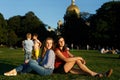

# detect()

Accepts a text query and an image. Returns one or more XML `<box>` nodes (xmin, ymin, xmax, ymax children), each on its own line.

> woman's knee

<box><xmin>64</xmin><ymin>66</ymin><xmax>69</xmax><ymax>73</ymax></box>
<box><xmin>76</xmin><ymin>60</ymin><xmax>82</xmax><ymax>64</ymax></box>
<box><xmin>29</xmin><ymin>60</ymin><xmax>38</xmax><ymax>66</ymax></box>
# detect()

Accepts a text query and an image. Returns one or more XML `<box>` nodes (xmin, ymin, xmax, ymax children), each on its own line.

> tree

<box><xmin>88</xmin><ymin>1</ymin><xmax>120</xmax><ymax>48</ymax></box>
<box><xmin>21</xmin><ymin>11</ymin><xmax>47</xmax><ymax>41</ymax></box>
<box><xmin>7</xmin><ymin>11</ymin><xmax>48</xmax><ymax>46</ymax></box>
<box><xmin>0</xmin><ymin>13</ymin><xmax>7</xmax><ymax>45</ymax></box>
<box><xmin>7</xmin><ymin>29</ymin><xmax>18</xmax><ymax>47</ymax></box>
<box><xmin>7</xmin><ymin>15</ymin><xmax>21</xmax><ymax>37</ymax></box>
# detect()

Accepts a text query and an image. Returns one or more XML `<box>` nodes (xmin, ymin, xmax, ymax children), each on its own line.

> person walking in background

<box><xmin>22</xmin><ymin>33</ymin><xmax>34</xmax><ymax>64</ymax></box>
<box><xmin>54</xmin><ymin>36</ymin><xmax>113</xmax><ymax>78</ymax></box>
<box><xmin>32</xmin><ymin>33</ymin><xmax>42</xmax><ymax>60</ymax></box>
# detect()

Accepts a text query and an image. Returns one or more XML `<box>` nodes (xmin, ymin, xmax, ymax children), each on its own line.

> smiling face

<box><xmin>45</xmin><ymin>39</ymin><xmax>53</xmax><ymax>49</ymax></box>
<box><xmin>58</xmin><ymin>37</ymin><xmax>65</xmax><ymax>48</ymax></box>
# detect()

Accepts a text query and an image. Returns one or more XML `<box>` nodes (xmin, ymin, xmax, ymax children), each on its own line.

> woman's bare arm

<box><xmin>55</xmin><ymin>49</ymin><xmax>81</xmax><ymax>62</ymax></box>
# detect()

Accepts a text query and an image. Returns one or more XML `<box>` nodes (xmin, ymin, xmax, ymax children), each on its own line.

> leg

<box><xmin>76</xmin><ymin>60</ymin><xmax>98</xmax><ymax>76</ymax></box>
<box><xmin>75</xmin><ymin>60</ymin><xmax>113</xmax><ymax>77</ymax></box>
<box><xmin>4</xmin><ymin>69</ymin><xmax>17</xmax><ymax>76</ymax></box>
<box><xmin>4</xmin><ymin>64</ymin><xmax>32</xmax><ymax>76</ymax></box>
<box><xmin>34</xmin><ymin>50</ymin><xmax>39</xmax><ymax>60</ymax></box>
<box><xmin>29</xmin><ymin>60</ymin><xmax>52</xmax><ymax>75</ymax></box>
<box><xmin>63</xmin><ymin>60</ymin><xmax>96</xmax><ymax>75</ymax></box>
<box><xmin>4</xmin><ymin>64</ymin><xmax>24</xmax><ymax>76</ymax></box>
<box><xmin>21</xmin><ymin>64</ymin><xmax>32</xmax><ymax>73</ymax></box>
<box><xmin>24</xmin><ymin>53</ymin><xmax>29</xmax><ymax>63</ymax></box>
<box><xmin>64</xmin><ymin>61</ymin><xmax>76</xmax><ymax>73</ymax></box>
<box><xmin>69</xmin><ymin>68</ymin><xmax>87</xmax><ymax>75</ymax></box>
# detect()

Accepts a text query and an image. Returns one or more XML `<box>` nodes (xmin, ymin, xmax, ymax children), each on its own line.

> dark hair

<box><xmin>33</xmin><ymin>33</ymin><xmax>38</xmax><ymax>37</ymax></box>
<box><xmin>55</xmin><ymin>36</ymin><xmax>67</xmax><ymax>51</ymax></box>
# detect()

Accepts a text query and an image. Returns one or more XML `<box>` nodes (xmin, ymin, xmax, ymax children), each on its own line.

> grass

<box><xmin>0</xmin><ymin>47</ymin><xmax>120</xmax><ymax>80</ymax></box>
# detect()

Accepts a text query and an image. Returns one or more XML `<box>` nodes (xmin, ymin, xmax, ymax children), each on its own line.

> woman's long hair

<box><xmin>55</xmin><ymin>36</ymin><xmax>67</xmax><ymax>52</ymax></box>
<box><xmin>40</xmin><ymin>37</ymin><xmax>54</xmax><ymax>58</ymax></box>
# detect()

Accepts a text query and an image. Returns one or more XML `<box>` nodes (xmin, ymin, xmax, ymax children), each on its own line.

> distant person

<box><xmin>100</xmin><ymin>48</ymin><xmax>109</xmax><ymax>54</ymax></box>
<box><xmin>116</xmin><ymin>49</ymin><xmax>120</xmax><ymax>54</ymax></box>
<box><xmin>4</xmin><ymin>37</ymin><xmax>55</xmax><ymax>76</ymax></box>
<box><xmin>54</xmin><ymin>36</ymin><xmax>113</xmax><ymax>78</ymax></box>
<box><xmin>22</xmin><ymin>33</ymin><xmax>34</xmax><ymax>64</ymax></box>
<box><xmin>32</xmin><ymin>33</ymin><xmax>42</xmax><ymax>60</ymax></box>
<box><xmin>71</xmin><ymin>43</ymin><xmax>74</xmax><ymax>50</ymax></box>
<box><xmin>87</xmin><ymin>44</ymin><xmax>90</xmax><ymax>50</ymax></box>
<box><xmin>110</xmin><ymin>47</ymin><xmax>118</xmax><ymax>54</ymax></box>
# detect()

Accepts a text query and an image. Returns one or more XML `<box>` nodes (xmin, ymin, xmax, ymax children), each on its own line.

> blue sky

<box><xmin>0</xmin><ymin>0</ymin><xmax>110</xmax><ymax>28</ymax></box>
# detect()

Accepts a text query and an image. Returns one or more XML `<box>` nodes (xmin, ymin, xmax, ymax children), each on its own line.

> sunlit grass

<box><xmin>0</xmin><ymin>48</ymin><xmax>120</xmax><ymax>80</ymax></box>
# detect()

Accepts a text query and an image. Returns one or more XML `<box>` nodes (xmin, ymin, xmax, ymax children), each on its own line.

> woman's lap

<box><xmin>53</xmin><ymin>64</ymin><xmax>65</xmax><ymax>74</ymax></box>
<box><xmin>29</xmin><ymin>59</ymin><xmax>53</xmax><ymax>75</ymax></box>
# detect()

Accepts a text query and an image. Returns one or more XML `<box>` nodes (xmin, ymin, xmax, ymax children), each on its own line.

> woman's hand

<box><xmin>80</xmin><ymin>58</ymin><xmax>86</xmax><ymax>64</ymax></box>
<box><xmin>75</xmin><ymin>57</ymin><xmax>86</xmax><ymax>64</ymax></box>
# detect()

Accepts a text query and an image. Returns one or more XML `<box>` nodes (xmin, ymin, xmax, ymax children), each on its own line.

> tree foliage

<box><xmin>0</xmin><ymin>13</ymin><xmax>7</xmax><ymax>44</ymax></box>
<box><xmin>1</xmin><ymin>11</ymin><xmax>48</xmax><ymax>47</ymax></box>
<box><xmin>0</xmin><ymin>1</ymin><xmax>120</xmax><ymax>49</ymax></box>
<box><xmin>88</xmin><ymin>1</ymin><xmax>120</xmax><ymax>48</ymax></box>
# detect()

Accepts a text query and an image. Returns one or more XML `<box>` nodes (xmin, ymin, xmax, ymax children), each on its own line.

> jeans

<box><xmin>29</xmin><ymin>60</ymin><xmax>53</xmax><ymax>75</ymax></box>
<box><xmin>15</xmin><ymin>64</ymin><xmax>32</xmax><ymax>73</ymax></box>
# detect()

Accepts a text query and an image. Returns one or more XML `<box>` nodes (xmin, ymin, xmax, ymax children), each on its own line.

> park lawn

<box><xmin>0</xmin><ymin>48</ymin><xmax>120</xmax><ymax>80</ymax></box>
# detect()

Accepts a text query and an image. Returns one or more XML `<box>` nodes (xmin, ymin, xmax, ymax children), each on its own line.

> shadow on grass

<box><xmin>0</xmin><ymin>60</ymin><xmax>40</xmax><ymax>76</ymax></box>
<box><xmin>0</xmin><ymin>61</ymin><xmax>17</xmax><ymax>75</ymax></box>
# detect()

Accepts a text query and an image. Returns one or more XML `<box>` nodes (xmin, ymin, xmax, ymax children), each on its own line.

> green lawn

<box><xmin>0</xmin><ymin>48</ymin><xmax>120</xmax><ymax>80</ymax></box>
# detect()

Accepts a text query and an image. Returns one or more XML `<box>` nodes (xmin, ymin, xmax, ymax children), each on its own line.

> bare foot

<box><xmin>4</xmin><ymin>69</ymin><xmax>17</xmax><ymax>76</ymax></box>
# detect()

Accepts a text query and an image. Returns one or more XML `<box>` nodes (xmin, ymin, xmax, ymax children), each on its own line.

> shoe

<box><xmin>95</xmin><ymin>73</ymin><xmax>103</xmax><ymax>78</ymax></box>
<box><xmin>95</xmin><ymin>69</ymin><xmax>113</xmax><ymax>78</ymax></box>
<box><xmin>105</xmin><ymin>69</ymin><xmax>113</xmax><ymax>77</ymax></box>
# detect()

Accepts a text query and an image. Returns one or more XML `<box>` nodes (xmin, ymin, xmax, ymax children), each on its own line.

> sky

<box><xmin>0</xmin><ymin>0</ymin><xmax>110</xmax><ymax>28</ymax></box>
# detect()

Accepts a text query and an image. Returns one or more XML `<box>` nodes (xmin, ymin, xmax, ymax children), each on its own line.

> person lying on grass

<box><xmin>4</xmin><ymin>37</ymin><xmax>55</xmax><ymax>76</ymax></box>
<box><xmin>53</xmin><ymin>36</ymin><xmax>113</xmax><ymax>78</ymax></box>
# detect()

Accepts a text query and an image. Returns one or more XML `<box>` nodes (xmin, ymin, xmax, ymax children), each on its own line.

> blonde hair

<box><xmin>41</xmin><ymin>37</ymin><xmax>54</xmax><ymax>58</ymax></box>
<box><xmin>26</xmin><ymin>33</ymin><xmax>32</xmax><ymax>39</ymax></box>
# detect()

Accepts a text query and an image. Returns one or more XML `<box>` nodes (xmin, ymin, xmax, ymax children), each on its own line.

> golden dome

<box><xmin>66</xmin><ymin>0</ymin><xmax>80</xmax><ymax>15</ymax></box>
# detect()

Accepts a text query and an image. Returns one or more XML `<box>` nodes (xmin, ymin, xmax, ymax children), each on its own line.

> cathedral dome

<box><xmin>66</xmin><ymin>0</ymin><xmax>80</xmax><ymax>15</ymax></box>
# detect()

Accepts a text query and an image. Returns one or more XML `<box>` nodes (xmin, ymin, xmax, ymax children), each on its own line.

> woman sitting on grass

<box><xmin>4</xmin><ymin>37</ymin><xmax>55</xmax><ymax>76</ymax></box>
<box><xmin>54</xmin><ymin>36</ymin><xmax>113</xmax><ymax>78</ymax></box>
